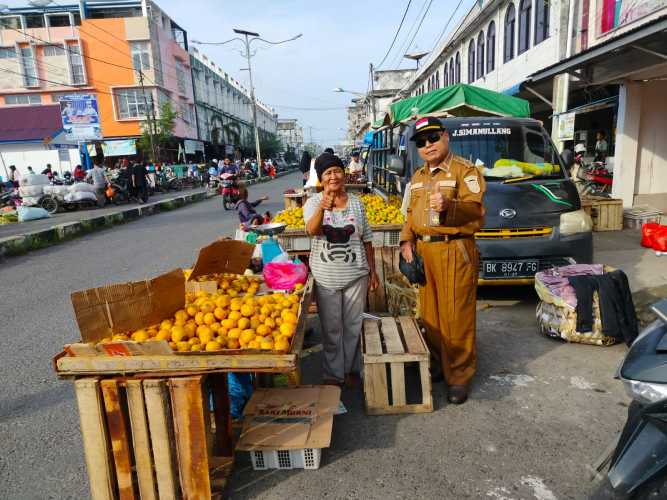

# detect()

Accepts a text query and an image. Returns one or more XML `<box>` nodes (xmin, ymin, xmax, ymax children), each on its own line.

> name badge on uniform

<box><xmin>438</xmin><ymin>180</ymin><xmax>456</xmax><ymax>188</ymax></box>
<box><xmin>464</xmin><ymin>175</ymin><xmax>481</xmax><ymax>194</ymax></box>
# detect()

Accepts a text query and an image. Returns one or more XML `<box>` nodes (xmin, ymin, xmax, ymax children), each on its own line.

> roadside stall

<box><xmin>53</xmin><ymin>240</ymin><xmax>316</xmax><ymax>498</ymax></box>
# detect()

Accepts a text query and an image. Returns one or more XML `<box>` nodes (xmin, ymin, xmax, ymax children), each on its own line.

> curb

<box><xmin>0</xmin><ymin>168</ymin><xmax>299</xmax><ymax>259</ymax></box>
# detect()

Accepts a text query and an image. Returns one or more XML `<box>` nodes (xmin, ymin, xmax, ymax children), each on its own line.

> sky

<box><xmin>5</xmin><ymin>0</ymin><xmax>477</xmax><ymax>146</ymax></box>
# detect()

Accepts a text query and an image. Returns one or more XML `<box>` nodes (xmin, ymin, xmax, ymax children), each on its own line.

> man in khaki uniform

<box><xmin>399</xmin><ymin>116</ymin><xmax>486</xmax><ymax>404</ymax></box>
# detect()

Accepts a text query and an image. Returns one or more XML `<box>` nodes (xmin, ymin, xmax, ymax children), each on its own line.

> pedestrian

<box><xmin>73</xmin><ymin>164</ymin><xmax>85</xmax><ymax>182</ymax></box>
<box><xmin>299</xmin><ymin>151</ymin><xmax>312</xmax><ymax>186</ymax></box>
<box><xmin>399</xmin><ymin>117</ymin><xmax>486</xmax><ymax>404</ymax></box>
<box><xmin>348</xmin><ymin>151</ymin><xmax>363</xmax><ymax>175</ymax></box>
<box><xmin>131</xmin><ymin>162</ymin><xmax>148</xmax><ymax>203</ymax></box>
<box><xmin>8</xmin><ymin>165</ymin><xmax>19</xmax><ymax>188</ymax></box>
<box><xmin>236</xmin><ymin>185</ymin><xmax>268</xmax><ymax>226</ymax></box>
<box><xmin>86</xmin><ymin>161</ymin><xmax>109</xmax><ymax>207</ymax></box>
<box><xmin>594</xmin><ymin>130</ymin><xmax>608</xmax><ymax>163</ymax></box>
<box><xmin>303</xmin><ymin>152</ymin><xmax>379</xmax><ymax>387</ymax></box>
<box><xmin>41</xmin><ymin>163</ymin><xmax>53</xmax><ymax>179</ymax></box>
<box><xmin>27</xmin><ymin>166</ymin><xmax>34</xmax><ymax>175</ymax></box>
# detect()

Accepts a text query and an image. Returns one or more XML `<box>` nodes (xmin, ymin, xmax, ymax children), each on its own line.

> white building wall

<box><xmin>1</xmin><ymin>143</ymin><xmax>80</xmax><ymax>178</ymax></box>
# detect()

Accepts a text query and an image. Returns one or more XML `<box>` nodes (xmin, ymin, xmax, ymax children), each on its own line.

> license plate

<box><xmin>482</xmin><ymin>260</ymin><xmax>539</xmax><ymax>279</ymax></box>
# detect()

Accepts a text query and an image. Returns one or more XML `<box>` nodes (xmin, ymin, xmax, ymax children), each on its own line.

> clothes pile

<box><xmin>535</xmin><ymin>264</ymin><xmax>638</xmax><ymax>346</ymax></box>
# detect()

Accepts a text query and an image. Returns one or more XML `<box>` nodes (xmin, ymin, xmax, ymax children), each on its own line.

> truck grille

<box><xmin>475</xmin><ymin>227</ymin><xmax>553</xmax><ymax>239</ymax></box>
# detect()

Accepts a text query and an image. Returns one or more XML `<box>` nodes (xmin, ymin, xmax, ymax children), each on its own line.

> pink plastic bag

<box><xmin>263</xmin><ymin>261</ymin><xmax>308</xmax><ymax>290</ymax></box>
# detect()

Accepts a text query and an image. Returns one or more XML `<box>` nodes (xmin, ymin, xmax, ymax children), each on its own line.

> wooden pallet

<box><xmin>362</xmin><ymin>316</ymin><xmax>432</xmax><ymax>415</ymax></box>
<box><xmin>74</xmin><ymin>374</ymin><xmax>234</xmax><ymax>500</ymax></box>
<box><xmin>581</xmin><ymin>197</ymin><xmax>623</xmax><ymax>231</ymax></box>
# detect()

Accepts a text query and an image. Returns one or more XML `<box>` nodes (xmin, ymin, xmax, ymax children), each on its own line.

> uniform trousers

<box><xmin>417</xmin><ymin>238</ymin><xmax>479</xmax><ymax>386</ymax></box>
<box><xmin>315</xmin><ymin>275</ymin><xmax>368</xmax><ymax>383</ymax></box>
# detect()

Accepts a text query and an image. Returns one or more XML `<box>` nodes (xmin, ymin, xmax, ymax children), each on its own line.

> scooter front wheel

<box><xmin>223</xmin><ymin>197</ymin><xmax>234</xmax><ymax>210</ymax></box>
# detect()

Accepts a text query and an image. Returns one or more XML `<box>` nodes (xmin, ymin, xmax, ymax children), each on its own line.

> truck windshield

<box><xmin>447</xmin><ymin>123</ymin><xmax>564</xmax><ymax>182</ymax></box>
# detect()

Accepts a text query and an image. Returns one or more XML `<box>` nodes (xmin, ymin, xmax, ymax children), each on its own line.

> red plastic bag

<box><xmin>641</xmin><ymin>222</ymin><xmax>661</xmax><ymax>248</ymax></box>
<box><xmin>263</xmin><ymin>261</ymin><xmax>308</xmax><ymax>290</ymax></box>
<box><xmin>653</xmin><ymin>226</ymin><xmax>667</xmax><ymax>252</ymax></box>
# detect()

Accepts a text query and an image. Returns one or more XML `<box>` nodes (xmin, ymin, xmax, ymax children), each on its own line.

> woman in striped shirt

<box><xmin>304</xmin><ymin>153</ymin><xmax>379</xmax><ymax>387</ymax></box>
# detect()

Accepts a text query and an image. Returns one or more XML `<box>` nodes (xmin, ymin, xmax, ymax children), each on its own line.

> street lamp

<box><xmin>333</xmin><ymin>87</ymin><xmax>376</xmax><ymax>123</ymax></box>
<box><xmin>192</xmin><ymin>31</ymin><xmax>302</xmax><ymax>178</ymax></box>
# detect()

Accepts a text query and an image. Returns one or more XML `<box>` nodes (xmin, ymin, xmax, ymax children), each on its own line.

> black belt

<box><xmin>416</xmin><ymin>234</ymin><xmax>470</xmax><ymax>242</ymax></box>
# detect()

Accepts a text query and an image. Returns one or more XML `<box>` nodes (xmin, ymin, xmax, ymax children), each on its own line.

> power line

<box><xmin>430</xmin><ymin>0</ymin><xmax>465</xmax><ymax>53</ymax></box>
<box><xmin>388</xmin><ymin>0</ymin><xmax>430</xmax><ymax>69</ymax></box>
<box><xmin>0</xmin><ymin>66</ymin><xmax>115</xmax><ymax>96</ymax></box>
<box><xmin>401</xmin><ymin>0</ymin><xmax>435</xmax><ymax>63</ymax></box>
<box><xmin>375</xmin><ymin>0</ymin><xmax>413</xmax><ymax>70</ymax></box>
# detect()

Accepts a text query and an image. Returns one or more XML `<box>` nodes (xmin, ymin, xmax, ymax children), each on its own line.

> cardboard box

<box><xmin>236</xmin><ymin>385</ymin><xmax>340</xmax><ymax>451</ymax></box>
<box><xmin>70</xmin><ymin>268</ymin><xmax>185</xmax><ymax>343</ymax></box>
<box><xmin>185</xmin><ymin>239</ymin><xmax>255</xmax><ymax>293</ymax></box>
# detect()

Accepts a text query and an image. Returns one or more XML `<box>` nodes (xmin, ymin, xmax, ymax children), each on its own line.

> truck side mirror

<box><xmin>388</xmin><ymin>155</ymin><xmax>405</xmax><ymax>176</ymax></box>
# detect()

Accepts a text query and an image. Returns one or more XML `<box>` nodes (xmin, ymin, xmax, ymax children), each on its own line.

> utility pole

<box><xmin>235</xmin><ymin>29</ymin><xmax>263</xmax><ymax>179</ymax></box>
<box><xmin>138</xmin><ymin>70</ymin><xmax>157</xmax><ymax>162</ymax></box>
<box><xmin>369</xmin><ymin>63</ymin><xmax>377</xmax><ymax>123</ymax></box>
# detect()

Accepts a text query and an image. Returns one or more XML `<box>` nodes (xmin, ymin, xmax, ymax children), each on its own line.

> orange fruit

<box><xmin>210</xmin><ymin>322</ymin><xmax>220</xmax><ymax>333</ymax></box>
<box><xmin>205</xmin><ymin>341</ymin><xmax>222</xmax><ymax>352</ymax></box>
<box><xmin>160</xmin><ymin>319</ymin><xmax>173</xmax><ymax>330</ymax></box>
<box><xmin>190</xmin><ymin>343</ymin><xmax>202</xmax><ymax>352</ymax></box>
<box><xmin>221</xmin><ymin>318</ymin><xmax>236</xmax><ymax>329</ymax></box>
<box><xmin>227</xmin><ymin>338</ymin><xmax>240</xmax><ymax>349</ymax></box>
<box><xmin>275</xmin><ymin>337</ymin><xmax>290</xmax><ymax>353</ymax></box>
<box><xmin>214</xmin><ymin>307</ymin><xmax>226</xmax><ymax>320</ymax></box>
<box><xmin>203</xmin><ymin>312</ymin><xmax>216</xmax><ymax>326</ymax></box>
<box><xmin>260</xmin><ymin>338</ymin><xmax>274</xmax><ymax>350</ymax></box>
<box><xmin>156</xmin><ymin>329</ymin><xmax>171</xmax><ymax>341</ymax></box>
<box><xmin>256</xmin><ymin>324</ymin><xmax>270</xmax><ymax>337</ymax></box>
<box><xmin>240</xmin><ymin>329</ymin><xmax>256</xmax><ymax>344</ymax></box>
<box><xmin>194</xmin><ymin>312</ymin><xmax>205</xmax><ymax>325</ymax></box>
<box><xmin>176</xmin><ymin>341</ymin><xmax>190</xmax><ymax>352</ymax></box>
<box><xmin>171</xmin><ymin>327</ymin><xmax>187</xmax><ymax>343</ymax></box>
<box><xmin>200</xmin><ymin>301</ymin><xmax>215</xmax><ymax>314</ymax></box>
<box><xmin>228</xmin><ymin>328</ymin><xmax>241</xmax><ymax>340</ymax></box>
<box><xmin>228</xmin><ymin>311</ymin><xmax>242</xmax><ymax>322</ymax></box>
<box><xmin>250</xmin><ymin>317</ymin><xmax>261</xmax><ymax>330</ymax></box>
<box><xmin>215</xmin><ymin>295</ymin><xmax>231</xmax><ymax>308</ymax></box>
<box><xmin>248</xmin><ymin>340</ymin><xmax>261</xmax><ymax>349</ymax></box>
<box><xmin>279</xmin><ymin>323</ymin><xmax>296</xmax><ymax>337</ymax></box>
<box><xmin>238</xmin><ymin>317</ymin><xmax>250</xmax><ymax>330</ymax></box>
<box><xmin>184</xmin><ymin>322</ymin><xmax>196</xmax><ymax>338</ymax></box>
<box><xmin>197</xmin><ymin>325</ymin><xmax>213</xmax><ymax>344</ymax></box>
<box><xmin>230</xmin><ymin>300</ymin><xmax>242</xmax><ymax>311</ymax></box>
<box><xmin>240</xmin><ymin>304</ymin><xmax>254</xmax><ymax>317</ymax></box>
<box><xmin>275</xmin><ymin>317</ymin><xmax>283</xmax><ymax>326</ymax></box>
<box><xmin>282</xmin><ymin>311</ymin><xmax>298</xmax><ymax>325</ymax></box>
<box><xmin>175</xmin><ymin>309</ymin><xmax>188</xmax><ymax>322</ymax></box>
<box><xmin>186</xmin><ymin>305</ymin><xmax>198</xmax><ymax>317</ymax></box>
<box><xmin>264</xmin><ymin>317</ymin><xmax>276</xmax><ymax>329</ymax></box>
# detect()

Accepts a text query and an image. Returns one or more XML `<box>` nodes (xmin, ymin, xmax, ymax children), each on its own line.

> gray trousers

<box><xmin>315</xmin><ymin>276</ymin><xmax>369</xmax><ymax>383</ymax></box>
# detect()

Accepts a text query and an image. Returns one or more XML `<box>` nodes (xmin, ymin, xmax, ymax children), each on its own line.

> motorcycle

<box><xmin>591</xmin><ymin>298</ymin><xmax>667</xmax><ymax>499</ymax></box>
<box><xmin>220</xmin><ymin>172</ymin><xmax>240</xmax><ymax>210</ymax></box>
<box><xmin>208</xmin><ymin>175</ymin><xmax>221</xmax><ymax>194</ymax></box>
<box><xmin>0</xmin><ymin>187</ymin><xmax>20</xmax><ymax>209</ymax></box>
<box><xmin>155</xmin><ymin>169</ymin><xmax>183</xmax><ymax>193</ymax></box>
<box><xmin>571</xmin><ymin>143</ymin><xmax>613</xmax><ymax>197</ymax></box>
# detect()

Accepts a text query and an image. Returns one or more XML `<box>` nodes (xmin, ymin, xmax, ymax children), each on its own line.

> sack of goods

<box><xmin>20</xmin><ymin>195</ymin><xmax>42</xmax><ymax>206</ymax></box>
<box><xmin>69</xmin><ymin>182</ymin><xmax>96</xmax><ymax>194</ymax></box>
<box><xmin>17</xmin><ymin>205</ymin><xmax>50</xmax><ymax>222</ymax></box>
<box><xmin>64</xmin><ymin>191</ymin><xmax>97</xmax><ymax>203</ymax></box>
<box><xmin>20</xmin><ymin>174</ymin><xmax>50</xmax><ymax>187</ymax></box>
<box><xmin>19</xmin><ymin>185</ymin><xmax>45</xmax><ymax>197</ymax></box>
<box><xmin>43</xmin><ymin>185</ymin><xmax>69</xmax><ymax>197</ymax></box>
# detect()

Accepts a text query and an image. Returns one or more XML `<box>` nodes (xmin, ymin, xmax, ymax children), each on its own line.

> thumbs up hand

<box><xmin>429</xmin><ymin>185</ymin><xmax>449</xmax><ymax>212</ymax></box>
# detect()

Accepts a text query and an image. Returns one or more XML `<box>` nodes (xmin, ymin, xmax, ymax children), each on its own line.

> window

<box><xmin>518</xmin><ymin>0</ymin><xmax>531</xmax><ymax>54</ymax></box>
<box><xmin>43</xmin><ymin>45</ymin><xmax>65</xmax><ymax>57</ymax></box>
<box><xmin>68</xmin><ymin>44</ymin><xmax>85</xmax><ymax>85</ymax></box>
<box><xmin>115</xmin><ymin>88</ymin><xmax>152</xmax><ymax>119</ymax></box>
<box><xmin>449</xmin><ymin>57</ymin><xmax>454</xmax><ymax>84</ymax></box>
<box><xmin>0</xmin><ymin>47</ymin><xmax>16</xmax><ymax>59</ymax></box>
<box><xmin>48</xmin><ymin>14</ymin><xmax>71</xmax><ymax>27</ymax></box>
<box><xmin>20</xmin><ymin>47</ymin><xmax>39</xmax><ymax>87</ymax></box>
<box><xmin>25</xmin><ymin>14</ymin><xmax>45</xmax><ymax>28</ymax></box>
<box><xmin>176</xmin><ymin>61</ymin><xmax>187</xmax><ymax>95</ymax></box>
<box><xmin>534</xmin><ymin>0</ymin><xmax>549</xmax><ymax>44</ymax></box>
<box><xmin>468</xmin><ymin>40</ymin><xmax>475</xmax><ymax>83</ymax></box>
<box><xmin>0</xmin><ymin>17</ymin><xmax>21</xmax><ymax>30</ymax></box>
<box><xmin>504</xmin><ymin>4</ymin><xmax>516</xmax><ymax>62</ymax></box>
<box><xmin>5</xmin><ymin>94</ymin><xmax>41</xmax><ymax>105</ymax></box>
<box><xmin>486</xmin><ymin>22</ymin><xmax>496</xmax><ymax>72</ymax></box>
<box><xmin>435</xmin><ymin>70</ymin><xmax>439</xmax><ymax>89</ymax></box>
<box><xmin>477</xmin><ymin>32</ymin><xmax>485</xmax><ymax>79</ymax></box>
<box><xmin>443</xmin><ymin>62</ymin><xmax>448</xmax><ymax>86</ymax></box>
<box><xmin>130</xmin><ymin>41</ymin><xmax>151</xmax><ymax>71</ymax></box>
<box><xmin>455</xmin><ymin>52</ymin><xmax>461</xmax><ymax>83</ymax></box>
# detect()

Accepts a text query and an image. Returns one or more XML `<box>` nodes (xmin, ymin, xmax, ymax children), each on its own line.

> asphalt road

<box><xmin>0</xmin><ymin>170</ymin><xmax>629</xmax><ymax>499</ymax></box>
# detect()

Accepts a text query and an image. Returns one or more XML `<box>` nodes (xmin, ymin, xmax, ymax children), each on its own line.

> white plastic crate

<box><xmin>249</xmin><ymin>448</ymin><xmax>322</xmax><ymax>470</ymax></box>
<box><xmin>278</xmin><ymin>234</ymin><xmax>311</xmax><ymax>252</ymax></box>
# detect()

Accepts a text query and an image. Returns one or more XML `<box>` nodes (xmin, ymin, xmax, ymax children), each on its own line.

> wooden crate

<box><xmin>362</xmin><ymin>316</ymin><xmax>433</xmax><ymax>415</ymax></box>
<box><xmin>368</xmin><ymin>247</ymin><xmax>402</xmax><ymax>313</ymax></box>
<box><xmin>283</xmin><ymin>193</ymin><xmax>306</xmax><ymax>210</ymax></box>
<box><xmin>75</xmin><ymin>374</ymin><xmax>234</xmax><ymax>500</ymax></box>
<box><xmin>581</xmin><ymin>197</ymin><xmax>623</xmax><ymax>231</ymax></box>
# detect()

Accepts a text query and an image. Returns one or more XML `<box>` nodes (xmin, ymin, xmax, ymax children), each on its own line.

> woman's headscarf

<box><xmin>299</xmin><ymin>151</ymin><xmax>312</xmax><ymax>174</ymax></box>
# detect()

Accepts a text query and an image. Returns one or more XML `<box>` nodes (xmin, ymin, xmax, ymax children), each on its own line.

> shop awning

<box><xmin>389</xmin><ymin>84</ymin><xmax>531</xmax><ymax>125</ymax></box>
<box><xmin>0</xmin><ymin>104</ymin><xmax>63</xmax><ymax>143</ymax></box>
<box><xmin>527</xmin><ymin>15</ymin><xmax>667</xmax><ymax>95</ymax></box>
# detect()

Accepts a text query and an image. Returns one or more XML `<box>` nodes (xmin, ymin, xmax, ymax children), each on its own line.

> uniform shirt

<box><xmin>304</xmin><ymin>193</ymin><xmax>373</xmax><ymax>290</ymax></box>
<box><xmin>399</xmin><ymin>152</ymin><xmax>486</xmax><ymax>243</ymax></box>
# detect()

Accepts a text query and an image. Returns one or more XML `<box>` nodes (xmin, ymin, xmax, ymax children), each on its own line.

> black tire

<box><xmin>40</xmin><ymin>195</ymin><xmax>59</xmax><ymax>214</ymax></box>
<box><xmin>172</xmin><ymin>179</ymin><xmax>183</xmax><ymax>191</ymax></box>
<box><xmin>223</xmin><ymin>197</ymin><xmax>233</xmax><ymax>210</ymax></box>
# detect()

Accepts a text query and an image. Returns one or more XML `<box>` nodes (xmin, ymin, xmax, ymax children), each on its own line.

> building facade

<box><xmin>190</xmin><ymin>46</ymin><xmax>278</xmax><ymax>158</ymax></box>
<box><xmin>276</xmin><ymin>118</ymin><xmax>303</xmax><ymax>158</ymax></box>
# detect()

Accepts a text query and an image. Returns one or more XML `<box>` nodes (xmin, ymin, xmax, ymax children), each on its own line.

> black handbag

<box><xmin>399</xmin><ymin>251</ymin><xmax>426</xmax><ymax>285</ymax></box>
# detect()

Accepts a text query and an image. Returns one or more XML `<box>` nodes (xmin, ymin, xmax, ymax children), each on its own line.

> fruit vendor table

<box><xmin>284</xmin><ymin>192</ymin><xmax>306</xmax><ymax>210</ymax></box>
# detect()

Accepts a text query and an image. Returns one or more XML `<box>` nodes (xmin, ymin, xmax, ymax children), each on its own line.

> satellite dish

<box><xmin>28</xmin><ymin>0</ymin><xmax>54</xmax><ymax>8</ymax></box>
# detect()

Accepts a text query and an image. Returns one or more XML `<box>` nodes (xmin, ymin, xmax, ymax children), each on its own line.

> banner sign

<box><xmin>184</xmin><ymin>139</ymin><xmax>205</xmax><ymax>154</ymax></box>
<box><xmin>558</xmin><ymin>112</ymin><xmax>576</xmax><ymax>141</ymax></box>
<box><xmin>60</xmin><ymin>94</ymin><xmax>102</xmax><ymax>141</ymax></box>
<box><xmin>102</xmin><ymin>139</ymin><xmax>137</xmax><ymax>157</ymax></box>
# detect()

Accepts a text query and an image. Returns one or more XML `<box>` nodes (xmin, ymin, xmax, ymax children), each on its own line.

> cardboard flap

<box><xmin>70</xmin><ymin>269</ymin><xmax>185</xmax><ymax>342</ymax></box>
<box><xmin>237</xmin><ymin>385</ymin><xmax>341</xmax><ymax>451</ymax></box>
<box><xmin>189</xmin><ymin>240</ymin><xmax>255</xmax><ymax>280</ymax></box>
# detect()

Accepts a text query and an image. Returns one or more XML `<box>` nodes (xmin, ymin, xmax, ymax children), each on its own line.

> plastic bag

<box><xmin>64</xmin><ymin>191</ymin><xmax>97</xmax><ymax>203</ymax></box>
<box><xmin>641</xmin><ymin>222</ymin><xmax>662</xmax><ymax>248</ymax></box>
<box><xmin>263</xmin><ymin>260</ymin><xmax>308</xmax><ymax>290</ymax></box>
<box><xmin>652</xmin><ymin>225</ymin><xmax>667</xmax><ymax>252</ymax></box>
<box><xmin>69</xmin><ymin>182</ymin><xmax>96</xmax><ymax>194</ymax></box>
<box><xmin>20</xmin><ymin>196</ymin><xmax>41</xmax><ymax>206</ymax></box>
<box><xmin>19</xmin><ymin>185</ymin><xmax>44</xmax><ymax>197</ymax></box>
<box><xmin>17</xmin><ymin>205</ymin><xmax>50</xmax><ymax>222</ymax></box>
<box><xmin>20</xmin><ymin>174</ymin><xmax>50</xmax><ymax>186</ymax></box>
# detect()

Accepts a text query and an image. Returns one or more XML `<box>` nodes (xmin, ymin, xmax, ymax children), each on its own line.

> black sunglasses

<box><xmin>415</xmin><ymin>132</ymin><xmax>443</xmax><ymax>149</ymax></box>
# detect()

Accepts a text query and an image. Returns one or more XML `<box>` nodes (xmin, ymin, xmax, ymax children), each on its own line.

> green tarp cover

<box><xmin>389</xmin><ymin>84</ymin><xmax>531</xmax><ymax>124</ymax></box>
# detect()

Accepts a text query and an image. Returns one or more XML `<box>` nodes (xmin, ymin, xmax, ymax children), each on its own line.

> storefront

<box><xmin>527</xmin><ymin>14</ymin><xmax>667</xmax><ymax>210</ymax></box>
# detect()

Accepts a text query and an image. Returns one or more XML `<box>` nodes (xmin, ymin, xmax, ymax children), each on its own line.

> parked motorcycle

<box><xmin>571</xmin><ymin>143</ymin><xmax>613</xmax><ymax>197</ymax></box>
<box><xmin>0</xmin><ymin>188</ymin><xmax>20</xmax><ymax>209</ymax></box>
<box><xmin>220</xmin><ymin>173</ymin><xmax>240</xmax><ymax>210</ymax></box>
<box><xmin>591</xmin><ymin>298</ymin><xmax>667</xmax><ymax>499</ymax></box>
<box><xmin>155</xmin><ymin>169</ymin><xmax>183</xmax><ymax>193</ymax></box>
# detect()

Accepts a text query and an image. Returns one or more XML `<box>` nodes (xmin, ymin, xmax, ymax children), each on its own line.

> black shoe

<box><xmin>447</xmin><ymin>385</ymin><xmax>468</xmax><ymax>405</ymax></box>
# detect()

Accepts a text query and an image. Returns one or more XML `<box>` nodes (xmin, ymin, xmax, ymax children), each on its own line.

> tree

<box><xmin>284</xmin><ymin>148</ymin><xmax>297</xmax><ymax>163</ymax></box>
<box><xmin>259</xmin><ymin>133</ymin><xmax>283</xmax><ymax>159</ymax></box>
<box><xmin>137</xmin><ymin>101</ymin><xmax>177</xmax><ymax>162</ymax></box>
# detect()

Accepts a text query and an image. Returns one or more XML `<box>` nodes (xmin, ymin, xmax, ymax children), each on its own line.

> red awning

<box><xmin>0</xmin><ymin>104</ymin><xmax>63</xmax><ymax>143</ymax></box>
